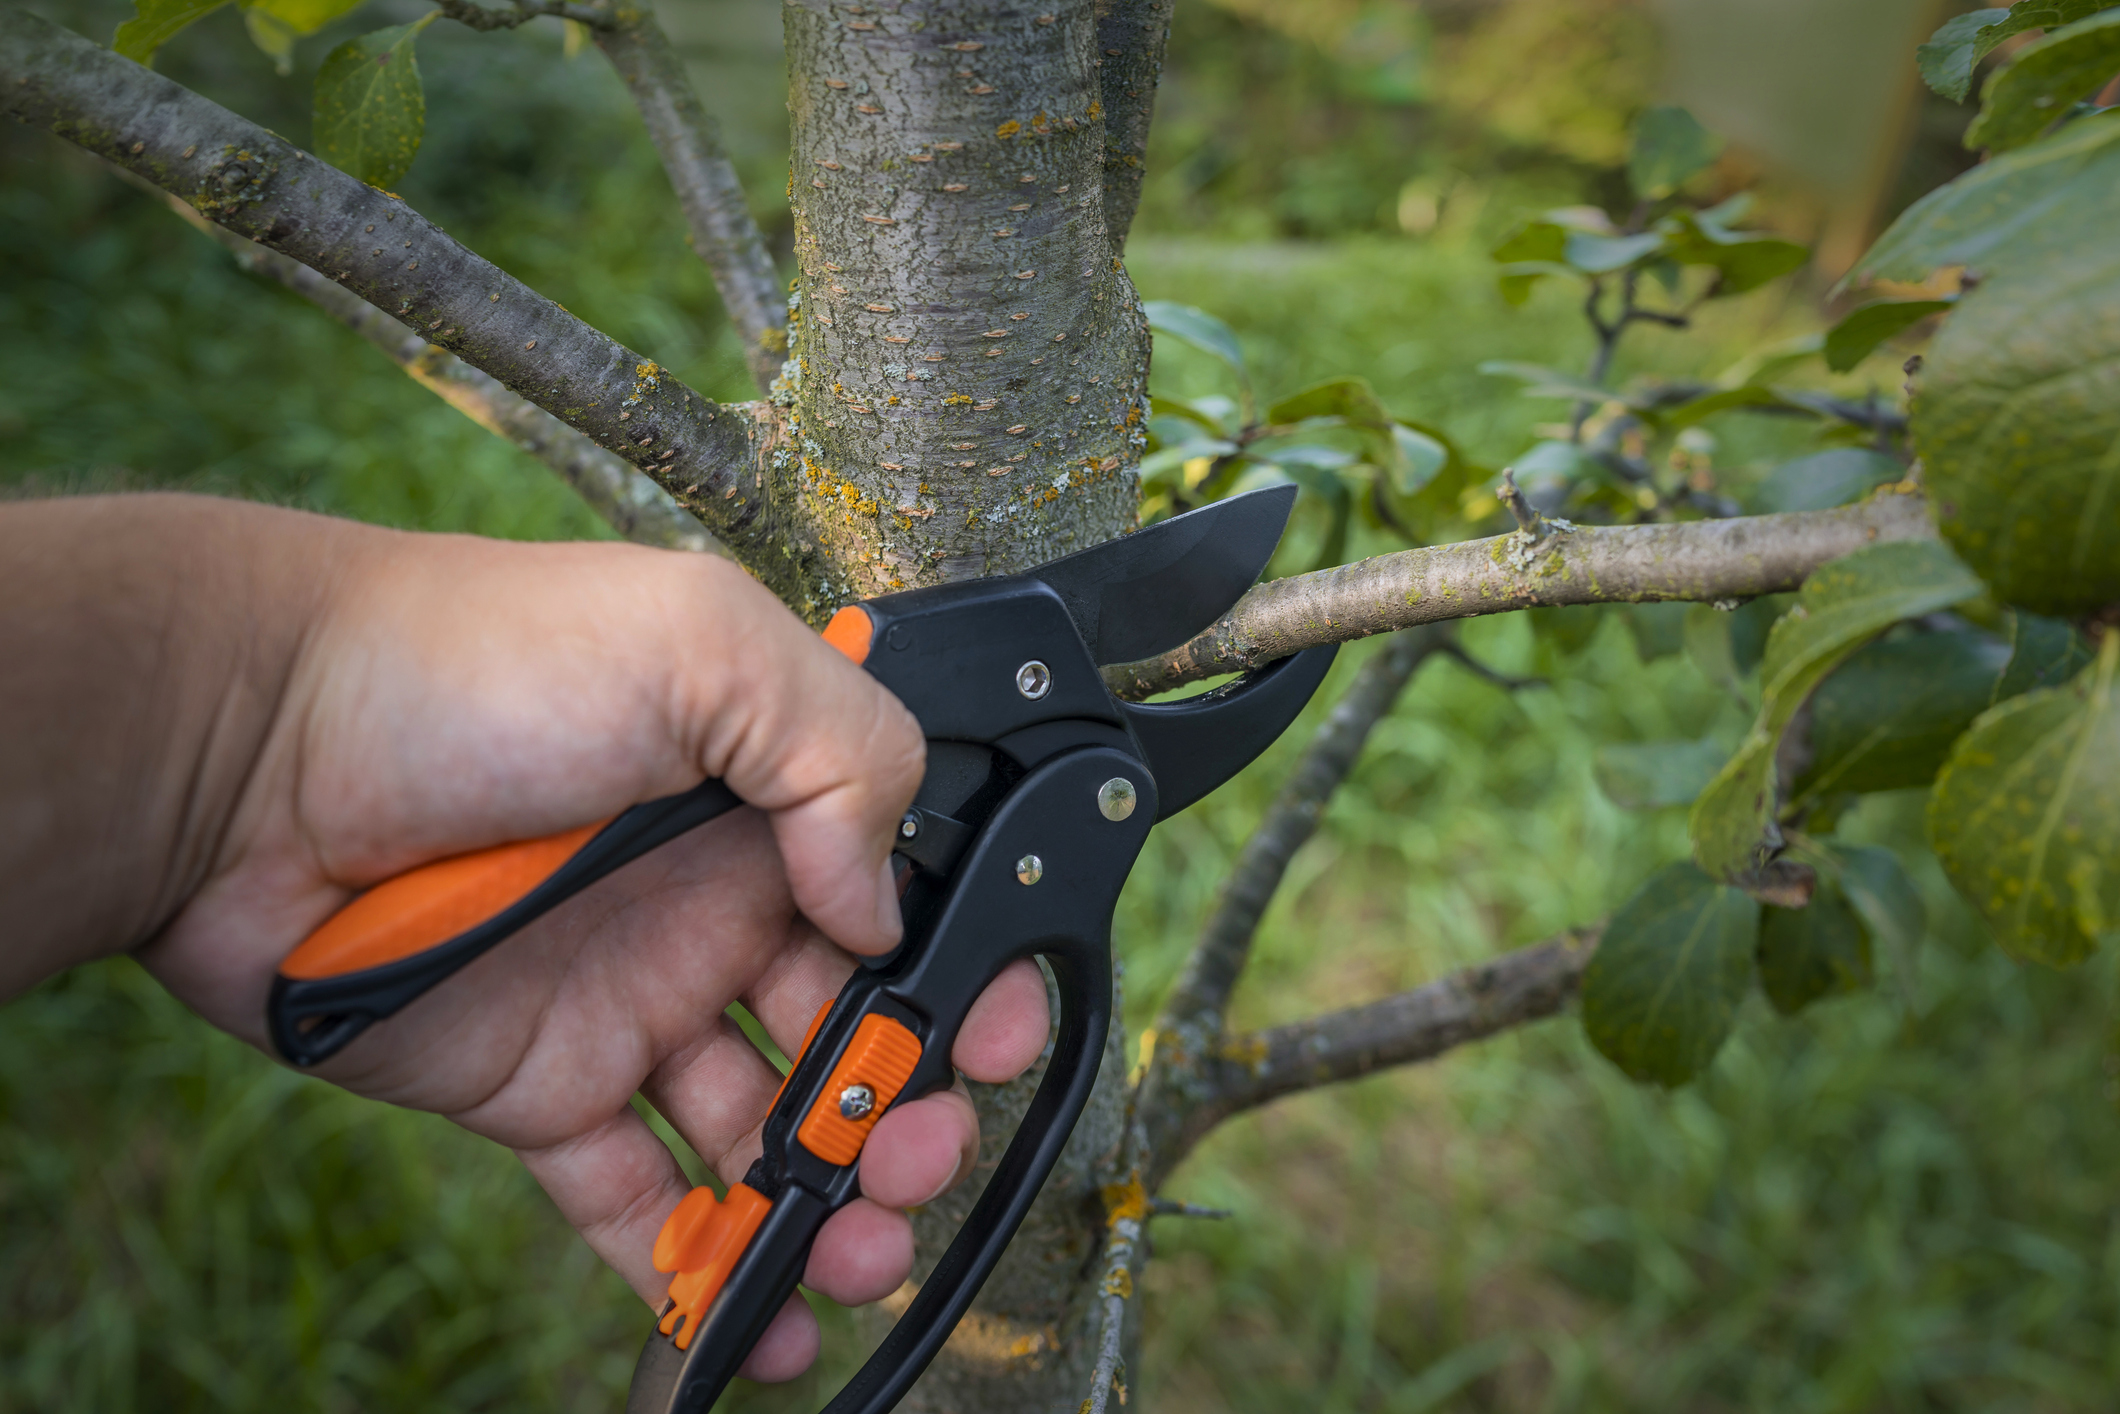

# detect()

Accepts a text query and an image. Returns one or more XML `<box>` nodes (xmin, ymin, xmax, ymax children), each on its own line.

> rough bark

<box><xmin>774</xmin><ymin>0</ymin><xmax>1149</xmax><ymax>619</ymax></box>
<box><xmin>1105</xmin><ymin>490</ymin><xmax>1938</xmax><ymax>697</ymax></box>
<box><xmin>1092</xmin><ymin>0</ymin><xmax>1173</xmax><ymax>251</ymax></box>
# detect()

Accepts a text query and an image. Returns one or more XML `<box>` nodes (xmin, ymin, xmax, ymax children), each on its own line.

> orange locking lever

<box><xmin>267</xmin><ymin>777</ymin><xmax>740</xmax><ymax>1066</ymax></box>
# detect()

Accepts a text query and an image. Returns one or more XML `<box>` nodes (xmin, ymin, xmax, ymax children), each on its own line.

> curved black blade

<box><xmin>1121</xmin><ymin>644</ymin><xmax>1338</xmax><ymax>818</ymax></box>
<box><xmin>1027</xmin><ymin>485</ymin><xmax>1296</xmax><ymax>665</ymax></box>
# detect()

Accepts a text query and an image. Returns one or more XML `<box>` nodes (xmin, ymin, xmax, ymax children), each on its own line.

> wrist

<box><xmin>0</xmin><ymin>494</ymin><xmax>354</xmax><ymax>995</ymax></box>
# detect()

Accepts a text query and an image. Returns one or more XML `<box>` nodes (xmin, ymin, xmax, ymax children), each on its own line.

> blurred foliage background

<box><xmin>6</xmin><ymin>0</ymin><xmax>2118</xmax><ymax>1410</ymax></box>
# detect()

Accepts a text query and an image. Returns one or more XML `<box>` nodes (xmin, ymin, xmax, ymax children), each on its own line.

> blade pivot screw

<box><xmin>1015</xmin><ymin>854</ymin><xmax>1044</xmax><ymax>885</ymax></box>
<box><xmin>899</xmin><ymin>813</ymin><xmax>920</xmax><ymax>839</ymax></box>
<box><xmin>838</xmin><ymin>1083</ymin><xmax>876</xmax><ymax>1120</ymax></box>
<box><xmin>1097</xmin><ymin>778</ymin><xmax>1137</xmax><ymax>821</ymax></box>
<box><xmin>1015</xmin><ymin>660</ymin><xmax>1051</xmax><ymax>699</ymax></box>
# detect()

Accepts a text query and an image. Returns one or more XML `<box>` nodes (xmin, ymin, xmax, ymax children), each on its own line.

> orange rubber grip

<box><xmin>823</xmin><ymin>604</ymin><xmax>874</xmax><ymax>663</ymax></box>
<box><xmin>279</xmin><ymin>822</ymin><xmax>606</xmax><ymax>980</ymax></box>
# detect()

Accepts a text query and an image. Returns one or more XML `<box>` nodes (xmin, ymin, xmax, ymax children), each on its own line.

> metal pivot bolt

<box><xmin>1097</xmin><ymin>777</ymin><xmax>1137</xmax><ymax>821</ymax></box>
<box><xmin>838</xmin><ymin>1083</ymin><xmax>876</xmax><ymax>1120</ymax></box>
<box><xmin>1015</xmin><ymin>660</ymin><xmax>1051</xmax><ymax>699</ymax></box>
<box><xmin>899</xmin><ymin>813</ymin><xmax>920</xmax><ymax>839</ymax></box>
<box><xmin>1015</xmin><ymin>854</ymin><xmax>1044</xmax><ymax>885</ymax></box>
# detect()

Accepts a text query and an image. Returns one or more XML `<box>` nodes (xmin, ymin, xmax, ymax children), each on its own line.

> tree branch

<box><xmin>166</xmin><ymin>197</ymin><xmax>720</xmax><ymax>553</ymax></box>
<box><xmin>1095</xmin><ymin>0</ymin><xmax>1174</xmax><ymax>252</ymax></box>
<box><xmin>429</xmin><ymin>0</ymin><xmax>615</xmax><ymax>31</ymax></box>
<box><xmin>1104</xmin><ymin>491</ymin><xmax>1936</xmax><ymax>698</ymax></box>
<box><xmin>593</xmin><ymin>5</ymin><xmax>788</xmax><ymax>394</ymax></box>
<box><xmin>1145</xmin><ymin>930</ymin><xmax>1598</xmax><ymax>1188</ymax></box>
<box><xmin>2</xmin><ymin>8</ymin><xmax>785</xmax><ymax>573</ymax></box>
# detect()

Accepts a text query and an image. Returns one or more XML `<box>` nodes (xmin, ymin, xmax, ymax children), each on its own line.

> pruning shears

<box><xmin>266</xmin><ymin>486</ymin><xmax>1335</xmax><ymax>1413</ymax></box>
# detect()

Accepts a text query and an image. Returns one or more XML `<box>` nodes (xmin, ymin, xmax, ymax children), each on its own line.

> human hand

<box><xmin>3</xmin><ymin>496</ymin><xmax>1049</xmax><ymax>1380</ymax></box>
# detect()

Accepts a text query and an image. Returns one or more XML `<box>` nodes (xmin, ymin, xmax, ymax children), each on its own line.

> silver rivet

<box><xmin>838</xmin><ymin>1083</ymin><xmax>875</xmax><ymax>1119</ymax></box>
<box><xmin>1097</xmin><ymin>778</ymin><xmax>1137</xmax><ymax>821</ymax></box>
<box><xmin>1015</xmin><ymin>854</ymin><xmax>1044</xmax><ymax>885</ymax></box>
<box><xmin>1015</xmin><ymin>660</ymin><xmax>1051</xmax><ymax>699</ymax></box>
<box><xmin>899</xmin><ymin>813</ymin><xmax>920</xmax><ymax>839</ymax></box>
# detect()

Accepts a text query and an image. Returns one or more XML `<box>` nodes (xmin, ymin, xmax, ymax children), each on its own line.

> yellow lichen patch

<box><xmin>1087</xmin><ymin>99</ymin><xmax>1103</xmax><ymax>120</ymax></box>
<box><xmin>1216</xmin><ymin>1032</ymin><xmax>1269</xmax><ymax>1072</ymax></box>
<box><xmin>995</xmin><ymin>119</ymin><xmax>1022</xmax><ymax>140</ymax></box>
<box><xmin>1100</xmin><ymin>1172</ymin><xmax>1148</xmax><ymax>1226</ymax></box>
<box><xmin>944</xmin><ymin>393</ymin><xmax>973</xmax><ymax>406</ymax></box>
<box><xmin>1102</xmin><ymin>1268</ymin><xmax>1134</xmax><ymax>1299</ymax></box>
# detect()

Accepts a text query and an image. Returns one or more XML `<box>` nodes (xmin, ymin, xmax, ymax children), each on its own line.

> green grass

<box><xmin>5</xmin><ymin>9</ymin><xmax>2118</xmax><ymax>1411</ymax></box>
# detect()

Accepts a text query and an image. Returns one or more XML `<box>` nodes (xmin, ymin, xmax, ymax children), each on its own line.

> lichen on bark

<box><xmin>774</xmin><ymin>0</ymin><xmax>1149</xmax><ymax>620</ymax></box>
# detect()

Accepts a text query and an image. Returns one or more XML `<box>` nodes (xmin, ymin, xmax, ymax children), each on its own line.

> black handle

<box><xmin>270</xmin><ymin>778</ymin><xmax>741</xmax><ymax>1066</ymax></box>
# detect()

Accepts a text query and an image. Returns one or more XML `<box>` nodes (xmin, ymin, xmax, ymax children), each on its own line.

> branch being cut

<box><xmin>1145</xmin><ymin>930</ymin><xmax>1598</xmax><ymax>1189</ymax></box>
<box><xmin>1095</xmin><ymin>0</ymin><xmax>1175</xmax><ymax>251</ymax></box>
<box><xmin>1105</xmin><ymin>491</ymin><xmax>1936</xmax><ymax>698</ymax></box>
<box><xmin>594</xmin><ymin>7</ymin><xmax>788</xmax><ymax>393</ymax></box>
<box><xmin>2</xmin><ymin>8</ymin><xmax>784</xmax><ymax>572</ymax></box>
<box><xmin>173</xmin><ymin>203</ymin><xmax>719</xmax><ymax>553</ymax></box>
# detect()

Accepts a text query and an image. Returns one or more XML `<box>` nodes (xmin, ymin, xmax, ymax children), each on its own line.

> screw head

<box><xmin>1015</xmin><ymin>854</ymin><xmax>1044</xmax><ymax>885</ymax></box>
<box><xmin>899</xmin><ymin>813</ymin><xmax>920</xmax><ymax>839</ymax></box>
<box><xmin>1097</xmin><ymin>777</ymin><xmax>1137</xmax><ymax>821</ymax></box>
<box><xmin>1015</xmin><ymin>660</ymin><xmax>1051</xmax><ymax>699</ymax></box>
<box><xmin>838</xmin><ymin>1083</ymin><xmax>876</xmax><ymax>1120</ymax></box>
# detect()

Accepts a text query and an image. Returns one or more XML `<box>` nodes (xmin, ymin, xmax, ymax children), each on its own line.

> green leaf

<box><xmin>1851</xmin><ymin>109</ymin><xmax>2120</xmax><ymax>286</ymax></box>
<box><xmin>1968</xmin><ymin>10</ymin><xmax>2120</xmax><ymax>152</ymax></box>
<box><xmin>1930</xmin><ymin>630</ymin><xmax>2119</xmax><ymax>965</ymax></box>
<box><xmin>1919</xmin><ymin>8</ymin><xmax>2014</xmax><ymax>102</ymax></box>
<box><xmin>1683</xmin><ymin>603</ymin><xmax>1748</xmax><ymax>702</ymax></box>
<box><xmin>1492</xmin><ymin>221</ymin><xmax>1570</xmax><ymax>304</ymax></box>
<box><xmin>1791</xmin><ymin>627</ymin><xmax>2012</xmax><ymax>803</ymax></box>
<box><xmin>1629</xmin><ymin>106</ymin><xmax>1722</xmax><ymax>200</ymax></box>
<box><xmin>1758</xmin><ymin>879</ymin><xmax>1873</xmax><ymax>1016</ymax></box>
<box><xmin>1659</xmin><ymin>212</ymin><xmax>1809</xmax><ymax>295</ymax></box>
<box><xmin>242</xmin><ymin>0</ymin><xmax>368</xmax><ymax>71</ymax></box>
<box><xmin>1581</xmin><ymin>862</ymin><xmax>1760</xmax><ymax>1086</ymax></box>
<box><xmin>1657</xmin><ymin>384</ymin><xmax>1795</xmax><ymax>433</ymax></box>
<box><xmin>113</xmin><ymin>0</ymin><xmax>232</xmax><ymax>66</ymax></box>
<box><xmin>1993</xmin><ymin>610</ymin><xmax>2097</xmax><ymax>702</ymax></box>
<box><xmin>1387</xmin><ymin>424</ymin><xmax>1448</xmax><ymax>497</ymax></box>
<box><xmin>1137</xmin><ymin>438</ymin><xmax>1237</xmax><ymax>487</ymax></box>
<box><xmin>1477</xmin><ymin>361</ymin><xmax>1620</xmax><ymax>406</ymax></box>
<box><xmin>1144</xmin><ymin>301</ymin><xmax>1250</xmax><ymax>394</ymax></box>
<box><xmin>1750</xmin><ymin>449</ymin><xmax>1902</xmax><ymax>515</ymax></box>
<box><xmin>1594</xmin><ymin>738</ymin><xmax>1728</xmax><ymax>810</ymax></box>
<box><xmin>1911</xmin><ymin>215</ymin><xmax>2120</xmax><ymax>616</ymax></box>
<box><xmin>1823</xmin><ymin>298</ymin><xmax>1955</xmax><ymax>372</ymax></box>
<box><xmin>1151</xmin><ymin>395</ymin><xmax>1230</xmax><ymax>437</ymax></box>
<box><xmin>314</xmin><ymin>15</ymin><xmax>437</xmax><ymax>191</ymax></box>
<box><xmin>1564</xmin><ymin>231</ymin><xmax>1666</xmax><ymax>274</ymax></box>
<box><xmin>1834</xmin><ymin>843</ymin><xmax>1927</xmax><ymax>1003</ymax></box>
<box><xmin>1531</xmin><ymin>604</ymin><xmax>1605</xmax><ymax>656</ymax></box>
<box><xmin>242</xmin><ymin>5</ymin><xmax>298</xmax><ymax>73</ymax></box>
<box><xmin>1690</xmin><ymin>542</ymin><xmax>1985</xmax><ymax>884</ymax></box>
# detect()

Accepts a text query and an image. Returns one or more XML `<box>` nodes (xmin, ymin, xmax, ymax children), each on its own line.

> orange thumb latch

<box><xmin>653</xmin><ymin>1183</ymin><xmax>772</xmax><ymax>1350</ymax></box>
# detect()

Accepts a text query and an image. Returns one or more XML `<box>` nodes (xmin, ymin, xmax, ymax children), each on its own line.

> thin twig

<box><xmin>1102</xmin><ymin>491</ymin><xmax>1936</xmax><ymax>698</ymax></box>
<box><xmin>1439</xmin><ymin>642</ymin><xmax>1544</xmax><ymax>692</ymax></box>
<box><xmin>430</xmin><ymin>0</ymin><xmax>614</xmax><ymax>32</ymax></box>
<box><xmin>2</xmin><ymin>9</ymin><xmax>786</xmax><ymax>575</ymax></box>
<box><xmin>1148</xmin><ymin>1197</ymin><xmax>1231</xmax><ymax>1219</ymax></box>
<box><xmin>593</xmin><ymin>11</ymin><xmax>787</xmax><ymax>393</ymax></box>
<box><xmin>1145</xmin><ymin>930</ymin><xmax>1599</xmax><ymax>1188</ymax></box>
<box><xmin>168</xmin><ymin>200</ymin><xmax>719</xmax><ymax>553</ymax></box>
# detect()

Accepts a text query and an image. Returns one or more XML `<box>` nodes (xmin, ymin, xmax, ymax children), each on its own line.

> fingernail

<box><xmin>874</xmin><ymin>857</ymin><xmax>903</xmax><ymax>944</ymax></box>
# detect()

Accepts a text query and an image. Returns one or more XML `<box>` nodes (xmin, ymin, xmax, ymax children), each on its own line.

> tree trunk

<box><xmin>772</xmin><ymin>0</ymin><xmax>1148</xmax><ymax>618</ymax></box>
<box><xmin>776</xmin><ymin>2</ymin><xmax>1150</xmax><ymax>1407</ymax></box>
